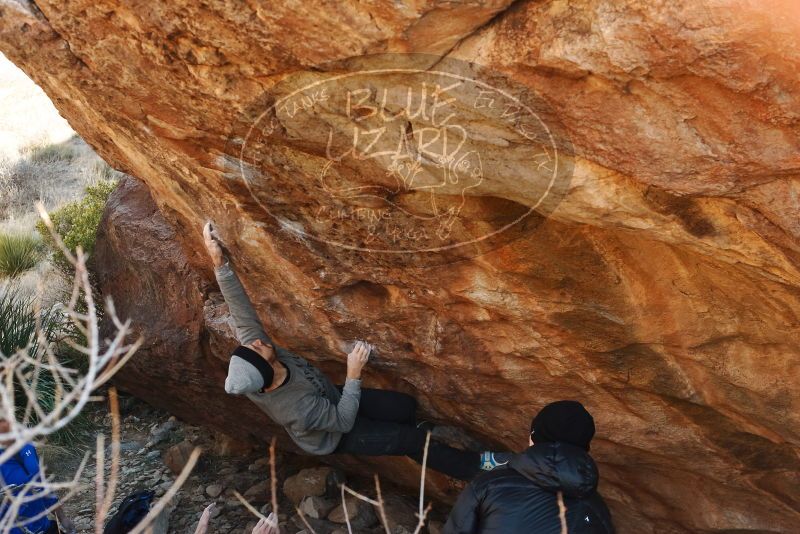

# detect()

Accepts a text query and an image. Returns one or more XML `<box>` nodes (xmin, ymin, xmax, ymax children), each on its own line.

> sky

<box><xmin>0</xmin><ymin>52</ymin><xmax>74</xmax><ymax>160</ymax></box>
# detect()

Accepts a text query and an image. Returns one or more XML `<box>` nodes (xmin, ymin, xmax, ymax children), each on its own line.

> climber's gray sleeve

<box><xmin>301</xmin><ymin>378</ymin><xmax>362</xmax><ymax>433</ymax></box>
<box><xmin>214</xmin><ymin>262</ymin><xmax>271</xmax><ymax>346</ymax></box>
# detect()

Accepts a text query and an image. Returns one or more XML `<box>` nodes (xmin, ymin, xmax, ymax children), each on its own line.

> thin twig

<box><xmin>558</xmin><ymin>490</ymin><xmax>567</xmax><ymax>534</ymax></box>
<box><xmin>295</xmin><ymin>505</ymin><xmax>319</xmax><ymax>534</ymax></box>
<box><xmin>127</xmin><ymin>448</ymin><xmax>202</xmax><ymax>534</ymax></box>
<box><xmin>342</xmin><ymin>485</ymin><xmax>380</xmax><ymax>506</ymax></box>
<box><xmin>412</xmin><ymin>503</ymin><xmax>433</xmax><ymax>534</ymax></box>
<box><xmin>94</xmin><ymin>434</ymin><xmax>105</xmax><ymax>534</ymax></box>
<box><xmin>269</xmin><ymin>437</ymin><xmax>278</xmax><ymax>519</ymax></box>
<box><xmin>374</xmin><ymin>475</ymin><xmax>391</xmax><ymax>534</ymax></box>
<box><xmin>341</xmin><ymin>482</ymin><xmax>353</xmax><ymax>534</ymax></box>
<box><xmin>0</xmin><ymin>452</ymin><xmax>89</xmax><ymax>531</ymax></box>
<box><xmin>418</xmin><ymin>431</ymin><xmax>431</xmax><ymax>518</ymax></box>
<box><xmin>411</xmin><ymin>431</ymin><xmax>432</xmax><ymax>534</ymax></box>
<box><xmin>232</xmin><ymin>439</ymin><xmax>280</xmax><ymax>530</ymax></box>
<box><xmin>98</xmin><ymin>388</ymin><xmax>121</xmax><ymax>528</ymax></box>
<box><xmin>233</xmin><ymin>491</ymin><xmax>269</xmax><ymax>522</ymax></box>
<box><xmin>0</xmin><ymin>206</ymin><xmax>144</xmax><ymax>534</ymax></box>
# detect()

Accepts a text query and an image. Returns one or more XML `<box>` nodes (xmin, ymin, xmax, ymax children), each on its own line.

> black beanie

<box><xmin>531</xmin><ymin>400</ymin><xmax>595</xmax><ymax>451</ymax></box>
<box><xmin>232</xmin><ymin>345</ymin><xmax>275</xmax><ymax>390</ymax></box>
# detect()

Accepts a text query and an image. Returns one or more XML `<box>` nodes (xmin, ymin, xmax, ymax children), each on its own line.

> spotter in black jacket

<box><xmin>444</xmin><ymin>441</ymin><xmax>615</xmax><ymax>534</ymax></box>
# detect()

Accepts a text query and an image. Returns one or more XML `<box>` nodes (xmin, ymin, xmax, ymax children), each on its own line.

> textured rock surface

<box><xmin>93</xmin><ymin>175</ymin><xmax>456</xmax><ymax>496</ymax></box>
<box><xmin>2</xmin><ymin>1</ymin><xmax>800</xmax><ymax>532</ymax></box>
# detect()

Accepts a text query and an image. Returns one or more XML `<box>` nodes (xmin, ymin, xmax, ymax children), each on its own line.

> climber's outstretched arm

<box><xmin>203</xmin><ymin>222</ymin><xmax>271</xmax><ymax>346</ymax></box>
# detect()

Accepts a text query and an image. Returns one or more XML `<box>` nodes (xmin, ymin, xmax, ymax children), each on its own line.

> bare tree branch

<box><xmin>340</xmin><ymin>482</ymin><xmax>353</xmax><ymax>534</ymax></box>
<box><xmin>374</xmin><ymin>475</ymin><xmax>391</xmax><ymax>534</ymax></box>
<box><xmin>269</xmin><ymin>437</ymin><xmax>278</xmax><ymax>522</ymax></box>
<box><xmin>126</xmin><ymin>448</ymin><xmax>201</xmax><ymax>534</ymax></box>
<box><xmin>558</xmin><ymin>490</ymin><xmax>567</xmax><ymax>534</ymax></box>
<box><xmin>0</xmin><ymin>204</ymin><xmax>143</xmax><ymax>468</ymax></box>
<box><xmin>0</xmin><ymin>205</ymin><xmax>155</xmax><ymax>534</ymax></box>
<box><xmin>97</xmin><ymin>388</ymin><xmax>121</xmax><ymax>530</ymax></box>
<box><xmin>294</xmin><ymin>504</ymin><xmax>318</xmax><ymax>534</ymax></box>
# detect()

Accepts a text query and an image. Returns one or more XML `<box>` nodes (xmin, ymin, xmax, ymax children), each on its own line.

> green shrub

<box><xmin>0</xmin><ymin>233</ymin><xmax>42</xmax><ymax>278</ymax></box>
<box><xmin>36</xmin><ymin>180</ymin><xmax>116</xmax><ymax>273</ymax></box>
<box><xmin>0</xmin><ymin>283</ymin><xmax>89</xmax><ymax>446</ymax></box>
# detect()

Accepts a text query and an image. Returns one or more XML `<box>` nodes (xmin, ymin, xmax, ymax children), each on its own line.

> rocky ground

<box><xmin>45</xmin><ymin>392</ymin><xmax>446</xmax><ymax>534</ymax></box>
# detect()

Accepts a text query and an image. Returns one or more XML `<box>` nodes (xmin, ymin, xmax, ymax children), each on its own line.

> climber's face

<box><xmin>248</xmin><ymin>338</ymin><xmax>276</xmax><ymax>363</ymax></box>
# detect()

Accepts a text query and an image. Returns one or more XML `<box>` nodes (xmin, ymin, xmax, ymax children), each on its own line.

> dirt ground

<box><xmin>42</xmin><ymin>391</ymin><xmax>446</xmax><ymax>534</ymax></box>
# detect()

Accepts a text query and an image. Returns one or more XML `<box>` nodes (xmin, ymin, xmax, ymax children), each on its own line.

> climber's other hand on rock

<box><xmin>346</xmin><ymin>340</ymin><xmax>371</xmax><ymax>380</ymax></box>
<box><xmin>203</xmin><ymin>221</ymin><xmax>225</xmax><ymax>267</ymax></box>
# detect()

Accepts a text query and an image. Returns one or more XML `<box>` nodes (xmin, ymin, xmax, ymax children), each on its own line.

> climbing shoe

<box><xmin>479</xmin><ymin>451</ymin><xmax>512</xmax><ymax>471</ymax></box>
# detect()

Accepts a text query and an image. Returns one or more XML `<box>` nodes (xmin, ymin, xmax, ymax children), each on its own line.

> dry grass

<box><xmin>11</xmin><ymin>260</ymin><xmax>72</xmax><ymax>311</ymax></box>
<box><xmin>0</xmin><ymin>139</ymin><xmax>121</xmax><ymax>231</ymax></box>
<box><xmin>0</xmin><ymin>53</ymin><xmax>121</xmax><ymax>233</ymax></box>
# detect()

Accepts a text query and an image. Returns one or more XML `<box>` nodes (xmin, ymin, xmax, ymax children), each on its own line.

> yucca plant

<box><xmin>0</xmin><ymin>232</ymin><xmax>41</xmax><ymax>278</ymax></box>
<box><xmin>0</xmin><ymin>283</ymin><xmax>88</xmax><ymax>445</ymax></box>
<box><xmin>0</xmin><ymin>283</ymin><xmax>52</xmax><ymax>358</ymax></box>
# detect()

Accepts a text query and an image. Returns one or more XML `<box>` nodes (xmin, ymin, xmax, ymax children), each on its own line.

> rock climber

<box><xmin>202</xmin><ymin>222</ymin><xmax>507</xmax><ymax>480</ymax></box>
<box><xmin>443</xmin><ymin>401</ymin><xmax>615</xmax><ymax>533</ymax></box>
<box><xmin>0</xmin><ymin>419</ymin><xmax>76</xmax><ymax>534</ymax></box>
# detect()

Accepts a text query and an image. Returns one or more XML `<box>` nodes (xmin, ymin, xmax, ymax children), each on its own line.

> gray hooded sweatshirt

<box><xmin>215</xmin><ymin>262</ymin><xmax>361</xmax><ymax>454</ymax></box>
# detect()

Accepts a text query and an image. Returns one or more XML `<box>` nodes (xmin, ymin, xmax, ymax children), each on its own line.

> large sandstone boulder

<box><xmin>93</xmin><ymin>175</ymin><xmax>456</xmax><ymax>496</ymax></box>
<box><xmin>2</xmin><ymin>1</ymin><xmax>799</xmax><ymax>532</ymax></box>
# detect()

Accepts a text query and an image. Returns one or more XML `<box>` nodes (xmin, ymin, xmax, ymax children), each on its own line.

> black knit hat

<box><xmin>229</xmin><ymin>345</ymin><xmax>274</xmax><ymax>391</ymax></box>
<box><xmin>531</xmin><ymin>400</ymin><xmax>595</xmax><ymax>451</ymax></box>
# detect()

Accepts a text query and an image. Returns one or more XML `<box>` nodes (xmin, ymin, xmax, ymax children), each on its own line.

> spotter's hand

<box><xmin>193</xmin><ymin>503</ymin><xmax>215</xmax><ymax>534</ymax></box>
<box><xmin>252</xmin><ymin>513</ymin><xmax>279</xmax><ymax>534</ymax></box>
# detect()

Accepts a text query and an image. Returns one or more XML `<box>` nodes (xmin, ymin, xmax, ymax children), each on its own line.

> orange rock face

<box><xmin>2</xmin><ymin>1</ymin><xmax>799</xmax><ymax>532</ymax></box>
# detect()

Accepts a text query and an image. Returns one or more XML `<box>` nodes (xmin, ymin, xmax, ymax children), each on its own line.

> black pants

<box><xmin>334</xmin><ymin>388</ymin><xmax>480</xmax><ymax>481</ymax></box>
